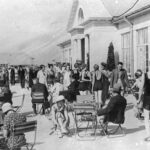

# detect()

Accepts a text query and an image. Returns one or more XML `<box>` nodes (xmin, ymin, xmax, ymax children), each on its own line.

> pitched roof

<box><xmin>67</xmin><ymin>0</ymin><xmax>111</xmax><ymax>31</ymax></box>
<box><xmin>101</xmin><ymin>0</ymin><xmax>150</xmax><ymax>17</ymax></box>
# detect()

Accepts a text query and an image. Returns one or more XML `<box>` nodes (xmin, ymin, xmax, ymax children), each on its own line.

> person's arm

<box><xmin>124</xmin><ymin>70</ymin><xmax>130</xmax><ymax>88</ymax></box>
<box><xmin>97</xmin><ymin>97</ymin><xmax>116</xmax><ymax>116</ymax></box>
<box><xmin>137</xmin><ymin>73</ymin><xmax>145</xmax><ymax>103</ymax></box>
<box><xmin>109</xmin><ymin>71</ymin><xmax>114</xmax><ymax>88</ymax></box>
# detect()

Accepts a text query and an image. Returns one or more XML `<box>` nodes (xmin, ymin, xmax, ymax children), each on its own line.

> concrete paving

<box><xmin>10</xmin><ymin>84</ymin><xmax>150</xmax><ymax>150</ymax></box>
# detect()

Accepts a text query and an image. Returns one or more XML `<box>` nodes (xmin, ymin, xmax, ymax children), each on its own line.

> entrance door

<box><xmin>137</xmin><ymin>45</ymin><xmax>149</xmax><ymax>72</ymax></box>
<box><xmin>81</xmin><ymin>38</ymin><xmax>85</xmax><ymax>64</ymax></box>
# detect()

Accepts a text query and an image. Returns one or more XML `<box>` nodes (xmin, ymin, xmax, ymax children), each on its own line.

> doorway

<box><xmin>81</xmin><ymin>38</ymin><xmax>85</xmax><ymax>64</ymax></box>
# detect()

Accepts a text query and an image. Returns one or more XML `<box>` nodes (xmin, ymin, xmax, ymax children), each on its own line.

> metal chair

<box><xmin>11</xmin><ymin>120</ymin><xmax>37</xmax><ymax>150</ymax></box>
<box><xmin>73</xmin><ymin>95</ymin><xmax>97</xmax><ymax>140</ymax></box>
<box><xmin>32</xmin><ymin>92</ymin><xmax>47</xmax><ymax>114</ymax></box>
<box><xmin>13</xmin><ymin>94</ymin><xmax>25</xmax><ymax>112</ymax></box>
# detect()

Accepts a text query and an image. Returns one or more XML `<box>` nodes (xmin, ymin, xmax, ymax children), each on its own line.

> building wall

<box><xmin>87</xmin><ymin>25</ymin><xmax>121</xmax><ymax>71</ymax></box>
<box><xmin>118</xmin><ymin>13</ymin><xmax>150</xmax><ymax>73</ymax></box>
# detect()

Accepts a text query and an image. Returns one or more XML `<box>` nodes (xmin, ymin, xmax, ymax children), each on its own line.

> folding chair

<box><xmin>11</xmin><ymin>120</ymin><xmax>37</xmax><ymax>150</ymax></box>
<box><xmin>13</xmin><ymin>94</ymin><xmax>25</xmax><ymax>112</ymax></box>
<box><xmin>73</xmin><ymin>95</ymin><xmax>97</xmax><ymax>140</ymax></box>
<box><xmin>32</xmin><ymin>92</ymin><xmax>48</xmax><ymax>115</ymax></box>
<box><xmin>99</xmin><ymin>105</ymin><xmax>126</xmax><ymax>138</ymax></box>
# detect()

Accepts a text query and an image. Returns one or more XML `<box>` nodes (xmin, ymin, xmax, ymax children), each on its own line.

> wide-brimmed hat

<box><xmin>113</xmin><ymin>84</ymin><xmax>121</xmax><ymax>93</ymax></box>
<box><xmin>2</xmin><ymin>103</ymin><xmax>13</xmax><ymax>113</ymax></box>
<box><xmin>54</xmin><ymin>95</ymin><xmax>65</xmax><ymax>103</ymax></box>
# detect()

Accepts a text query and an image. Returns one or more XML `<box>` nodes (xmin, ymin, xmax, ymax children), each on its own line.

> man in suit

<box><xmin>110</xmin><ymin>62</ymin><xmax>129</xmax><ymax>96</ymax></box>
<box><xmin>97</xmin><ymin>84</ymin><xmax>127</xmax><ymax>125</ymax></box>
<box><xmin>31</xmin><ymin>78</ymin><xmax>49</xmax><ymax>114</ymax></box>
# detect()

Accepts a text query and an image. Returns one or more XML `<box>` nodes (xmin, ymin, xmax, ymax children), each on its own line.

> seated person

<box><xmin>2</xmin><ymin>103</ymin><xmax>26</xmax><ymax>150</ymax></box>
<box><xmin>51</xmin><ymin>95</ymin><xmax>69</xmax><ymax>138</ymax></box>
<box><xmin>60</xmin><ymin>76</ymin><xmax>79</xmax><ymax>102</ymax></box>
<box><xmin>97</xmin><ymin>84</ymin><xmax>127</xmax><ymax>128</ymax></box>
<box><xmin>31</xmin><ymin>78</ymin><xmax>49</xmax><ymax>114</ymax></box>
<box><xmin>50</xmin><ymin>78</ymin><xmax>64</xmax><ymax>101</ymax></box>
<box><xmin>0</xmin><ymin>85</ymin><xmax>12</xmax><ymax>105</ymax></box>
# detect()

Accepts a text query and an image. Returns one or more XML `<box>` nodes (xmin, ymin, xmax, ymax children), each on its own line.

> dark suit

<box><xmin>97</xmin><ymin>94</ymin><xmax>127</xmax><ymax>124</ymax></box>
<box><xmin>110</xmin><ymin>68</ymin><xmax>129</xmax><ymax>94</ymax></box>
<box><xmin>31</xmin><ymin>83</ymin><xmax>48</xmax><ymax>114</ymax></box>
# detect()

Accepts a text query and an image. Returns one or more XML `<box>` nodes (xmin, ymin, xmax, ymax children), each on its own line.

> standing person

<box><xmin>37</xmin><ymin>65</ymin><xmax>47</xmax><ymax>86</ymax></box>
<box><xmin>110</xmin><ymin>62</ymin><xmax>129</xmax><ymax>96</ymax></box>
<box><xmin>63</xmin><ymin>65</ymin><xmax>71</xmax><ymax>90</ymax></box>
<box><xmin>101</xmin><ymin>62</ymin><xmax>110</xmax><ymax>106</ymax></box>
<box><xmin>79</xmin><ymin>64</ymin><xmax>91</xmax><ymax>95</ymax></box>
<box><xmin>72</xmin><ymin>63</ymin><xmax>80</xmax><ymax>81</ymax></box>
<box><xmin>2</xmin><ymin>103</ymin><xmax>26</xmax><ymax>150</ymax></box>
<box><xmin>92</xmin><ymin>64</ymin><xmax>103</xmax><ymax>108</ymax></box>
<box><xmin>47</xmin><ymin>64</ymin><xmax>55</xmax><ymax>88</ymax></box>
<box><xmin>138</xmin><ymin>69</ymin><xmax>150</xmax><ymax>141</ymax></box>
<box><xmin>10</xmin><ymin>67</ymin><xmax>15</xmax><ymax>85</ymax></box>
<box><xmin>18</xmin><ymin>66</ymin><xmax>25</xmax><ymax>89</ymax></box>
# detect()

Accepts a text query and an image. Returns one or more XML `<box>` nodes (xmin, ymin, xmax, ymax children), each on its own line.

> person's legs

<box><xmin>32</xmin><ymin>103</ymin><xmax>37</xmax><ymax>114</ymax></box>
<box><xmin>143</xmin><ymin>108</ymin><xmax>150</xmax><ymax>138</ymax></box>
<box><xmin>94</xmin><ymin>91</ymin><xmax>98</xmax><ymax>104</ymax></box>
<box><xmin>98</xmin><ymin>90</ymin><xmax>102</xmax><ymax>108</ymax></box>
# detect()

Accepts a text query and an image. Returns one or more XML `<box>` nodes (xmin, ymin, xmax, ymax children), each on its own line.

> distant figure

<box><xmin>10</xmin><ymin>67</ymin><xmax>15</xmax><ymax>85</ymax></box>
<box><xmin>18</xmin><ymin>66</ymin><xmax>25</xmax><ymax>88</ymax></box>
<box><xmin>37</xmin><ymin>65</ymin><xmax>47</xmax><ymax>86</ymax></box>
<box><xmin>63</xmin><ymin>65</ymin><xmax>71</xmax><ymax>90</ymax></box>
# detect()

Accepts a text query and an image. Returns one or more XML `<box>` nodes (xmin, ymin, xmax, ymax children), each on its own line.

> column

<box><xmin>85</xmin><ymin>35</ymin><xmax>89</xmax><ymax>64</ymax></box>
<box><xmin>77</xmin><ymin>39</ymin><xmax>81</xmax><ymax>61</ymax></box>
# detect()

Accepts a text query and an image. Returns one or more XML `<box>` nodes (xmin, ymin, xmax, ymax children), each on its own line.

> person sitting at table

<box><xmin>31</xmin><ymin>78</ymin><xmax>49</xmax><ymax>114</ymax></box>
<box><xmin>60</xmin><ymin>75</ymin><xmax>79</xmax><ymax>102</ymax></box>
<box><xmin>51</xmin><ymin>95</ymin><xmax>69</xmax><ymax>138</ymax></box>
<box><xmin>97</xmin><ymin>84</ymin><xmax>127</xmax><ymax>129</ymax></box>
<box><xmin>2</xmin><ymin>102</ymin><xmax>26</xmax><ymax>150</ymax></box>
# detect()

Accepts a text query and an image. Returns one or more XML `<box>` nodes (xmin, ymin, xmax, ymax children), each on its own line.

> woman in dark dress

<box><xmin>79</xmin><ymin>64</ymin><xmax>91</xmax><ymax>95</ymax></box>
<box><xmin>101</xmin><ymin>62</ymin><xmax>110</xmax><ymax>106</ymax></box>
<box><xmin>139</xmin><ymin>70</ymin><xmax>150</xmax><ymax>141</ymax></box>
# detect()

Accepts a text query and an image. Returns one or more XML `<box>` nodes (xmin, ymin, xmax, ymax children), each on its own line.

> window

<box><xmin>137</xmin><ymin>27</ymin><xmax>148</xmax><ymax>72</ymax></box>
<box><xmin>121</xmin><ymin>32</ymin><xmax>131</xmax><ymax>73</ymax></box>
<box><xmin>78</xmin><ymin>8</ymin><xmax>84</xmax><ymax>24</ymax></box>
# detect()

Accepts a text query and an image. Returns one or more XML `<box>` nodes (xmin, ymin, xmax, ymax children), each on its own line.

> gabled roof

<box><xmin>67</xmin><ymin>0</ymin><xmax>111</xmax><ymax>31</ymax></box>
<box><xmin>67</xmin><ymin>0</ymin><xmax>150</xmax><ymax>32</ymax></box>
<box><xmin>101</xmin><ymin>0</ymin><xmax>150</xmax><ymax>17</ymax></box>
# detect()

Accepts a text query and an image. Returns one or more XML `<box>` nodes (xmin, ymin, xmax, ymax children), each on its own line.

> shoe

<box><xmin>144</xmin><ymin>136</ymin><xmax>150</xmax><ymax>141</ymax></box>
<box><xmin>61</xmin><ymin>128</ymin><xmax>68</xmax><ymax>134</ymax></box>
<box><xmin>58</xmin><ymin>132</ymin><xmax>63</xmax><ymax>138</ymax></box>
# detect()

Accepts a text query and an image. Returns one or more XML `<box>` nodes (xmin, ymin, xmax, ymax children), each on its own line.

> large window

<box><xmin>137</xmin><ymin>27</ymin><xmax>148</xmax><ymax>72</ymax></box>
<box><xmin>122</xmin><ymin>32</ymin><xmax>131</xmax><ymax>73</ymax></box>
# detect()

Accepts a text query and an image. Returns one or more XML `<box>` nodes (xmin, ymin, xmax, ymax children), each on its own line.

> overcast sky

<box><xmin>0</xmin><ymin>0</ymin><xmax>72</xmax><ymax>64</ymax></box>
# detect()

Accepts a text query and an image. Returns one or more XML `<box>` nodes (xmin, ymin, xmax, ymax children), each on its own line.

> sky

<box><xmin>0</xmin><ymin>0</ymin><xmax>72</xmax><ymax>65</ymax></box>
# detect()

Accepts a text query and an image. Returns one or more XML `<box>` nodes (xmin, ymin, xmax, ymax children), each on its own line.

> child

<box><xmin>51</xmin><ymin>95</ymin><xmax>69</xmax><ymax>138</ymax></box>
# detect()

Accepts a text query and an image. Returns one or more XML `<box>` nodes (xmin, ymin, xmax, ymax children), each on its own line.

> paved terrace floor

<box><xmin>10</xmin><ymin>84</ymin><xmax>150</xmax><ymax>150</ymax></box>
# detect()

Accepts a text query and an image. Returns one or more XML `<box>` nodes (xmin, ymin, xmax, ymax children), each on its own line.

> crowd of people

<box><xmin>0</xmin><ymin>60</ymin><xmax>150</xmax><ymax>149</ymax></box>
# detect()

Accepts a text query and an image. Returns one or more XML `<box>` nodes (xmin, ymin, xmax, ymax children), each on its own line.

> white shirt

<box><xmin>37</xmin><ymin>70</ymin><xmax>46</xmax><ymax>85</ymax></box>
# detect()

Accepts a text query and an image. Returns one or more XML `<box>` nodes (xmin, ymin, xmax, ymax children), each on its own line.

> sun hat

<box><xmin>54</xmin><ymin>95</ymin><xmax>65</xmax><ymax>103</ymax></box>
<box><xmin>2</xmin><ymin>102</ymin><xmax>13</xmax><ymax>113</ymax></box>
<box><xmin>113</xmin><ymin>84</ymin><xmax>121</xmax><ymax>93</ymax></box>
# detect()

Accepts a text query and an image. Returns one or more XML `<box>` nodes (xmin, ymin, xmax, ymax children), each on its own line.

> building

<box><xmin>57</xmin><ymin>39</ymin><xmax>71</xmax><ymax>64</ymax></box>
<box><xmin>58</xmin><ymin>0</ymin><xmax>150</xmax><ymax>75</ymax></box>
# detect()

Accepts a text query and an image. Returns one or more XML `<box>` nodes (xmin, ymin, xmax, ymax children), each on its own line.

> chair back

<box><xmin>32</xmin><ymin>92</ymin><xmax>45</xmax><ymax>103</ymax></box>
<box><xmin>13</xmin><ymin>120</ymin><xmax>37</xmax><ymax>135</ymax></box>
<box><xmin>76</xmin><ymin>95</ymin><xmax>94</xmax><ymax>103</ymax></box>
